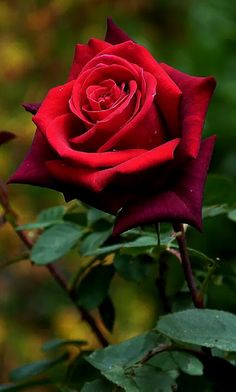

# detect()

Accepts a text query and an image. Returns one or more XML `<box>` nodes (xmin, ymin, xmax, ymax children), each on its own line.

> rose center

<box><xmin>85</xmin><ymin>79</ymin><xmax>127</xmax><ymax>114</ymax></box>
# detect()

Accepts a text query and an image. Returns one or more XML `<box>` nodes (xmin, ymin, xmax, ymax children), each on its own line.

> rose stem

<box><xmin>172</xmin><ymin>223</ymin><xmax>204</xmax><ymax>309</ymax></box>
<box><xmin>0</xmin><ymin>183</ymin><xmax>109</xmax><ymax>347</ymax></box>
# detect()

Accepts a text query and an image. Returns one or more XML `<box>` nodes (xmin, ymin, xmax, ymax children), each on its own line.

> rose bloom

<box><xmin>10</xmin><ymin>19</ymin><xmax>216</xmax><ymax>235</ymax></box>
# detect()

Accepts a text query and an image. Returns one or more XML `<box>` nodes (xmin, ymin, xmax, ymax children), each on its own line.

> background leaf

<box><xmin>31</xmin><ymin>223</ymin><xmax>83</xmax><ymax>265</ymax></box>
<box><xmin>157</xmin><ymin>309</ymin><xmax>236</xmax><ymax>351</ymax></box>
<box><xmin>10</xmin><ymin>353</ymin><xmax>68</xmax><ymax>382</ymax></box>
<box><xmin>76</xmin><ymin>265</ymin><xmax>114</xmax><ymax>310</ymax></box>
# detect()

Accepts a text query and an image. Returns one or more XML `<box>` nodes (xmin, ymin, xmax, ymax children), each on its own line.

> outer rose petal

<box><xmin>68</xmin><ymin>39</ymin><xmax>111</xmax><ymax>81</ymax></box>
<box><xmin>33</xmin><ymin>81</ymin><xmax>74</xmax><ymax>135</ymax></box>
<box><xmin>64</xmin><ymin>186</ymin><xmax>130</xmax><ymax>215</ymax></box>
<box><xmin>113</xmin><ymin>136</ymin><xmax>216</xmax><ymax>235</ymax></box>
<box><xmin>105</xmin><ymin>17</ymin><xmax>132</xmax><ymax>45</ymax></box>
<box><xmin>8</xmin><ymin>130</ymin><xmax>58</xmax><ymax>189</ymax></box>
<box><xmin>46</xmin><ymin>138</ymin><xmax>179</xmax><ymax>192</ymax></box>
<box><xmin>160</xmin><ymin>63</ymin><xmax>216</xmax><ymax>159</ymax></box>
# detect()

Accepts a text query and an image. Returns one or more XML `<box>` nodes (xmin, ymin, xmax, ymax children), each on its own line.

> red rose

<box><xmin>10</xmin><ymin>18</ymin><xmax>216</xmax><ymax>235</ymax></box>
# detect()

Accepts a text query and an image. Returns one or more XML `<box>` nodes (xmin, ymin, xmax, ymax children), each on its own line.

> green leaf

<box><xmin>84</xmin><ymin>236</ymin><xmax>158</xmax><ymax>257</ymax></box>
<box><xmin>37</xmin><ymin>206</ymin><xmax>65</xmax><ymax>222</ymax></box>
<box><xmin>31</xmin><ymin>223</ymin><xmax>83</xmax><ymax>265</ymax></box>
<box><xmin>156</xmin><ymin>309</ymin><xmax>236</xmax><ymax>351</ymax></box>
<box><xmin>134</xmin><ymin>365</ymin><xmax>176</xmax><ymax>392</ymax></box>
<box><xmin>17</xmin><ymin>206</ymin><xmax>65</xmax><ymax>231</ymax></box>
<box><xmin>86</xmin><ymin>331</ymin><xmax>163</xmax><ymax>371</ymax></box>
<box><xmin>81</xmin><ymin>378</ymin><xmax>114</xmax><ymax>392</ymax></box>
<box><xmin>170</xmin><ymin>352</ymin><xmax>203</xmax><ymax>376</ymax></box>
<box><xmin>76</xmin><ymin>265</ymin><xmax>114</xmax><ymax>310</ymax></box>
<box><xmin>114</xmin><ymin>253</ymin><xmax>153</xmax><ymax>282</ymax></box>
<box><xmin>86</xmin><ymin>332</ymin><xmax>168</xmax><ymax>391</ymax></box>
<box><xmin>146</xmin><ymin>350</ymin><xmax>203</xmax><ymax>376</ymax></box>
<box><xmin>41</xmin><ymin>338</ymin><xmax>87</xmax><ymax>352</ymax></box>
<box><xmin>83</xmin><ymin>243</ymin><xmax>123</xmax><ymax>257</ymax></box>
<box><xmin>100</xmin><ymin>366</ymin><xmax>138</xmax><ymax>392</ymax></box>
<box><xmin>87</xmin><ymin>332</ymin><xmax>156</xmax><ymax>368</ymax></box>
<box><xmin>87</xmin><ymin>208</ymin><xmax>112</xmax><ymax>225</ymax></box>
<box><xmin>228</xmin><ymin>209</ymin><xmax>236</xmax><ymax>222</ymax></box>
<box><xmin>202</xmin><ymin>204</ymin><xmax>229</xmax><ymax>218</ymax></box>
<box><xmin>80</xmin><ymin>230</ymin><xmax>111</xmax><ymax>255</ymax></box>
<box><xmin>16</xmin><ymin>221</ymin><xmax>59</xmax><ymax>231</ymax></box>
<box><xmin>10</xmin><ymin>353</ymin><xmax>68</xmax><ymax>382</ymax></box>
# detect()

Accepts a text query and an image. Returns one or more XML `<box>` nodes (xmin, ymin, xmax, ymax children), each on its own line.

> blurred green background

<box><xmin>0</xmin><ymin>0</ymin><xmax>236</xmax><ymax>384</ymax></box>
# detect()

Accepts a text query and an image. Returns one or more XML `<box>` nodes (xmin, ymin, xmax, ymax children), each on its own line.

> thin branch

<box><xmin>0</xmin><ymin>182</ymin><xmax>109</xmax><ymax>347</ymax></box>
<box><xmin>172</xmin><ymin>223</ymin><xmax>204</xmax><ymax>308</ymax></box>
<box><xmin>166</xmin><ymin>247</ymin><xmax>181</xmax><ymax>262</ymax></box>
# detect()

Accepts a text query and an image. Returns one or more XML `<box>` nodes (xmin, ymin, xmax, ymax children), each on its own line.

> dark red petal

<box><xmin>68</xmin><ymin>39</ymin><xmax>111</xmax><ymax>81</ymax></box>
<box><xmin>33</xmin><ymin>81</ymin><xmax>74</xmax><ymax>135</ymax></box>
<box><xmin>8</xmin><ymin>130</ymin><xmax>57</xmax><ymax>188</ymax></box>
<box><xmin>0</xmin><ymin>131</ymin><xmax>16</xmax><ymax>146</ymax></box>
<box><xmin>22</xmin><ymin>103</ymin><xmax>41</xmax><ymax>115</ymax></box>
<box><xmin>46</xmin><ymin>138</ymin><xmax>179</xmax><ymax>193</ymax></box>
<box><xmin>105</xmin><ymin>17</ymin><xmax>132</xmax><ymax>45</ymax></box>
<box><xmin>63</xmin><ymin>186</ymin><xmax>127</xmax><ymax>214</ymax></box>
<box><xmin>46</xmin><ymin>160</ymin><xmax>132</xmax><ymax>215</ymax></box>
<box><xmin>113</xmin><ymin>136</ymin><xmax>216</xmax><ymax>235</ymax></box>
<box><xmin>160</xmin><ymin>63</ymin><xmax>216</xmax><ymax>158</ymax></box>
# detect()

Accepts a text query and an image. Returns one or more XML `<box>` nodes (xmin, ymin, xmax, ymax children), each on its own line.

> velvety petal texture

<box><xmin>10</xmin><ymin>19</ymin><xmax>216</xmax><ymax>234</ymax></box>
<box><xmin>113</xmin><ymin>136</ymin><xmax>216</xmax><ymax>235</ymax></box>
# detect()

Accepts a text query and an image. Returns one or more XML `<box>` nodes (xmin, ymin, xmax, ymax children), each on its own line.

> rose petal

<box><xmin>105</xmin><ymin>17</ymin><xmax>132</xmax><ymax>45</ymax></box>
<box><xmin>64</xmin><ymin>183</ymin><xmax>132</xmax><ymax>215</ymax></box>
<box><xmin>113</xmin><ymin>136</ymin><xmax>216</xmax><ymax>235</ymax></box>
<box><xmin>82</xmin><ymin>80</ymin><xmax>137</xmax><ymax>123</ymax></box>
<box><xmin>46</xmin><ymin>113</ymin><xmax>147</xmax><ymax>168</ymax></box>
<box><xmin>98</xmin><ymin>70</ymin><xmax>157</xmax><ymax>152</ymax></box>
<box><xmin>8</xmin><ymin>130</ymin><xmax>57</xmax><ymax>188</ymax></box>
<box><xmin>70</xmin><ymin>61</ymin><xmax>140</xmax><ymax>125</ymax></box>
<box><xmin>46</xmin><ymin>138</ymin><xmax>179</xmax><ymax>192</ymax></box>
<box><xmin>93</xmin><ymin>138</ymin><xmax>180</xmax><ymax>191</ymax></box>
<box><xmin>33</xmin><ymin>81</ymin><xmax>74</xmax><ymax>134</ymax></box>
<box><xmin>160</xmin><ymin>63</ymin><xmax>216</xmax><ymax>158</ymax></box>
<box><xmin>68</xmin><ymin>38</ymin><xmax>111</xmax><ymax>81</ymax></box>
<box><xmin>99</xmin><ymin>41</ymin><xmax>182</xmax><ymax>136</ymax></box>
<box><xmin>46</xmin><ymin>160</ymin><xmax>133</xmax><ymax>215</ymax></box>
